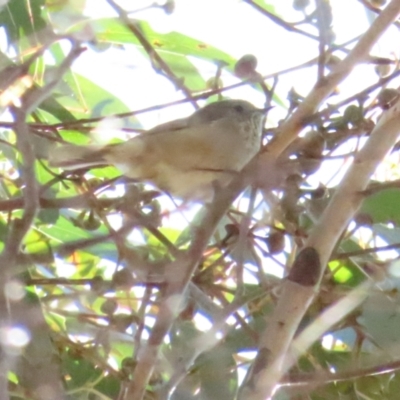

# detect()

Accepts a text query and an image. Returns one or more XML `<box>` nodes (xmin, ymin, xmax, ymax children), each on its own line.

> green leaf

<box><xmin>94</xmin><ymin>374</ymin><xmax>120</xmax><ymax>397</ymax></box>
<box><xmin>37</xmin><ymin>214</ymin><xmax>107</xmax><ymax>243</ymax></box>
<box><xmin>63</xmin><ymin>355</ymin><xmax>103</xmax><ymax>390</ymax></box>
<box><xmin>252</xmin><ymin>0</ymin><xmax>278</xmax><ymax>14</ymax></box>
<box><xmin>328</xmin><ymin>259</ymin><xmax>365</xmax><ymax>286</ymax></box>
<box><xmin>373</xmin><ymin>224</ymin><xmax>400</xmax><ymax>253</ymax></box>
<box><xmin>358</xmin><ymin>291</ymin><xmax>400</xmax><ymax>357</ymax></box>
<box><xmin>73</xmin><ymin>18</ymin><xmax>236</xmax><ymax>66</ymax></box>
<box><xmin>197</xmin><ymin>347</ymin><xmax>238</xmax><ymax>399</ymax></box>
<box><xmin>37</xmin><ymin>208</ymin><xmax>60</xmax><ymax>225</ymax></box>
<box><xmin>61</xmin><ymin>71</ymin><xmax>139</xmax><ymax>127</ymax></box>
<box><xmin>360</xmin><ymin>188</ymin><xmax>400</xmax><ymax>225</ymax></box>
<box><xmin>0</xmin><ymin>0</ymin><xmax>47</xmax><ymax>45</ymax></box>
<box><xmin>37</xmin><ymin>96</ymin><xmax>78</xmax><ymax>122</ymax></box>
<box><xmin>159</xmin><ymin>52</ymin><xmax>207</xmax><ymax>92</ymax></box>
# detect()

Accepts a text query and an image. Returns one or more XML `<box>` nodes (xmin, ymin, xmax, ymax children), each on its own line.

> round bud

<box><xmin>370</xmin><ymin>0</ymin><xmax>387</xmax><ymax>7</ymax></box>
<box><xmin>375</xmin><ymin>63</ymin><xmax>392</xmax><ymax>78</ymax></box>
<box><xmin>87</xmin><ymin>41</ymin><xmax>111</xmax><ymax>53</ymax></box>
<box><xmin>121</xmin><ymin>357</ymin><xmax>136</xmax><ymax>378</ymax></box>
<box><xmin>234</xmin><ymin>54</ymin><xmax>258</xmax><ymax>79</ymax></box>
<box><xmin>206</xmin><ymin>77</ymin><xmax>223</xmax><ymax>90</ymax></box>
<box><xmin>343</xmin><ymin>105</ymin><xmax>363</xmax><ymax>126</ymax></box>
<box><xmin>90</xmin><ymin>276</ymin><xmax>105</xmax><ymax>293</ymax></box>
<box><xmin>101</xmin><ymin>299</ymin><xmax>118</xmax><ymax>315</ymax></box>
<box><xmin>326</xmin><ymin>55</ymin><xmax>342</xmax><ymax>71</ymax></box>
<box><xmin>299</xmin><ymin>131</ymin><xmax>326</xmax><ymax>159</ymax></box>
<box><xmin>121</xmin><ymin>357</ymin><xmax>136</xmax><ymax>370</ymax></box>
<box><xmin>163</xmin><ymin>0</ymin><xmax>175</xmax><ymax>14</ymax></box>
<box><xmin>82</xmin><ymin>211</ymin><xmax>101</xmax><ymax>231</ymax></box>
<box><xmin>293</xmin><ymin>0</ymin><xmax>310</xmax><ymax>10</ymax></box>
<box><xmin>377</xmin><ymin>88</ymin><xmax>400</xmax><ymax>109</ymax></box>
<box><xmin>112</xmin><ymin>268</ymin><xmax>135</xmax><ymax>289</ymax></box>
<box><xmin>225</xmin><ymin>223</ymin><xmax>239</xmax><ymax>237</ymax></box>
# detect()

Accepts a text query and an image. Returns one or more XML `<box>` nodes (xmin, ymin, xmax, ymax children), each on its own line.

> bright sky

<box><xmin>73</xmin><ymin>1</ymin><xmax>378</xmax><ymax>125</ymax></box>
<box><xmin>65</xmin><ymin>1</ymin><xmax>394</xmax><ymax>191</ymax></box>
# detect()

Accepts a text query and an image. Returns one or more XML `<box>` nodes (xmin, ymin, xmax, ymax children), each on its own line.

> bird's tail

<box><xmin>49</xmin><ymin>144</ymin><xmax>108</xmax><ymax>170</ymax></box>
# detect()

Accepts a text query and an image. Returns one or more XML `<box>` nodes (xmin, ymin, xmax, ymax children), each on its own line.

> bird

<box><xmin>49</xmin><ymin>99</ymin><xmax>266</xmax><ymax>201</ymax></box>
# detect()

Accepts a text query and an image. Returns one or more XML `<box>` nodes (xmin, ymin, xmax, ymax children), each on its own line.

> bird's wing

<box><xmin>105</xmin><ymin>118</ymin><xmax>240</xmax><ymax>176</ymax></box>
<box><xmin>145</xmin><ymin>117</ymin><xmax>190</xmax><ymax>135</ymax></box>
<box><xmin>49</xmin><ymin>144</ymin><xmax>107</xmax><ymax>169</ymax></box>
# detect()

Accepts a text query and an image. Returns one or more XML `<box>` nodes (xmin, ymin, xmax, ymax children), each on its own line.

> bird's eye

<box><xmin>234</xmin><ymin>105</ymin><xmax>244</xmax><ymax>113</ymax></box>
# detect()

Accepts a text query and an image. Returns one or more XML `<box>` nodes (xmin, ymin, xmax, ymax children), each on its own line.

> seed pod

<box><xmin>265</xmin><ymin>231</ymin><xmax>286</xmax><ymax>254</ymax></box>
<box><xmin>343</xmin><ymin>105</ymin><xmax>364</xmax><ymax>126</ymax></box>
<box><xmin>300</xmin><ymin>131</ymin><xmax>326</xmax><ymax>159</ymax></box>
<box><xmin>206</xmin><ymin>76</ymin><xmax>223</xmax><ymax>90</ymax></box>
<box><xmin>326</xmin><ymin>55</ymin><xmax>341</xmax><ymax>71</ymax></box>
<box><xmin>82</xmin><ymin>210</ymin><xmax>101</xmax><ymax>231</ymax></box>
<box><xmin>90</xmin><ymin>276</ymin><xmax>105</xmax><ymax>293</ymax></box>
<box><xmin>101</xmin><ymin>299</ymin><xmax>118</xmax><ymax>315</ymax></box>
<box><xmin>112</xmin><ymin>268</ymin><xmax>135</xmax><ymax>289</ymax></box>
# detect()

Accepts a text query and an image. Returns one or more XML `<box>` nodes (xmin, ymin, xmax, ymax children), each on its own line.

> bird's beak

<box><xmin>254</xmin><ymin>106</ymin><xmax>272</xmax><ymax>125</ymax></box>
<box><xmin>259</xmin><ymin>105</ymin><xmax>274</xmax><ymax>114</ymax></box>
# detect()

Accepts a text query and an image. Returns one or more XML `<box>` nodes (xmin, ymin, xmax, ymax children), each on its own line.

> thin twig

<box><xmin>106</xmin><ymin>0</ymin><xmax>197</xmax><ymax>108</ymax></box>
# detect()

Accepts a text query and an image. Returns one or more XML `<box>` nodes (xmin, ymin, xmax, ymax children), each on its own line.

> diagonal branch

<box><xmin>238</xmin><ymin>1</ymin><xmax>400</xmax><ymax>396</ymax></box>
<box><xmin>121</xmin><ymin>174</ymin><xmax>250</xmax><ymax>399</ymax></box>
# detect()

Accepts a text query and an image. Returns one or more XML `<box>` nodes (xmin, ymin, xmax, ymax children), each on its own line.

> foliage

<box><xmin>0</xmin><ymin>0</ymin><xmax>400</xmax><ymax>399</ymax></box>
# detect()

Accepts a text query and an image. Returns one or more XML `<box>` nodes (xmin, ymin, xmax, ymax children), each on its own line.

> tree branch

<box><xmin>238</xmin><ymin>1</ymin><xmax>400</xmax><ymax>398</ymax></box>
<box><xmin>0</xmin><ymin>40</ymin><xmax>84</xmax><ymax>400</ymax></box>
